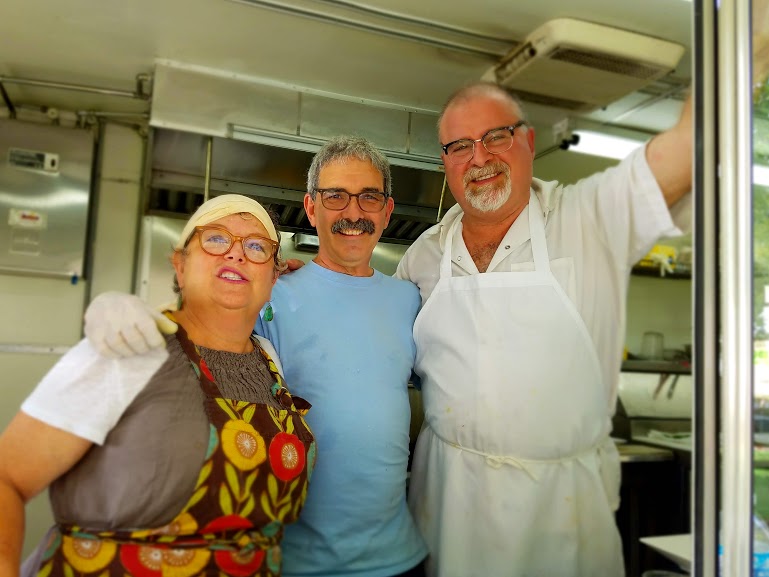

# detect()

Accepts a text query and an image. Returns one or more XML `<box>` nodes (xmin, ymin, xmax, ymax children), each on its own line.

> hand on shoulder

<box><xmin>84</xmin><ymin>292</ymin><xmax>177</xmax><ymax>358</ymax></box>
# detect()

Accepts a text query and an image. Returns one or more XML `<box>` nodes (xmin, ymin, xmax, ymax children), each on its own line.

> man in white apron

<box><xmin>396</xmin><ymin>82</ymin><xmax>693</xmax><ymax>576</ymax></box>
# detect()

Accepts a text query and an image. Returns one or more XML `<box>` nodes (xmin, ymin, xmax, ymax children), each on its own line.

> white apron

<box><xmin>409</xmin><ymin>192</ymin><xmax>624</xmax><ymax>577</ymax></box>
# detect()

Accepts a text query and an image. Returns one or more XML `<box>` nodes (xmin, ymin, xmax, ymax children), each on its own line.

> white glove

<box><xmin>84</xmin><ymin>292</ymin><xmax>178</xmax><ymax>358</ymax></box>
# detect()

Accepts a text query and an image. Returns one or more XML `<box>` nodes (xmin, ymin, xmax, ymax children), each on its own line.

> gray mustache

<box><xmin>331</xmin><ymin>218</ymin><xmax>375</xmax><ymax>234</ymax></box>
<box><xmin>463</xmin><ymin>161</ymin><xmax>510</xmax><ymax>186</ymax></box>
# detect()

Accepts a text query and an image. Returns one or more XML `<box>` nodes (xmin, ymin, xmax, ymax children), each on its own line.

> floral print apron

<box><xmin>33</xmin><ymin>324</ymin><xmax>315</xmax><ymax>577</ymax></box>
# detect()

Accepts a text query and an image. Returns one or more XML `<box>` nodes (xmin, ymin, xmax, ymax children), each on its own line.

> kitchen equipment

<box><xmin>618</xmin><ymin>371</ymin><xmax>693</xmax><ymax>418</ymax></box>
<box><xmin>652</xmin><ymin>373</ymin><xmax>681</xmax><ymax>400</ymax></box>
<box><xmin>0</xmin><ymin>119</ymin><xmax>93</xmax><ymax>279</ymax></box>
<box><xmin>640</xmin><ymin>534</ymin><xmax>692</xmax><ymax>573</ymax></box>
<box><xmin>617</xmin><ymin>443</ymin><xmax>674</xmax><ymax>463</ymax></box>
<box><xmin>642</xmin><ymin>331</ymin><xmax>665</xmax><ymax>360</ymax></box>
<box><xmin>637</xmin><ymin>245</ymin><xmax>678</xmax><ymax>276</ymax></box>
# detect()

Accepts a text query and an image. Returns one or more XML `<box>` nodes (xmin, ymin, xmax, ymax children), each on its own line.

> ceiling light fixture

<box><xmin>565</xmin><ymin>130</ymin><xmax>769</xmax><ymax>187</ymax></box>
<box><xmin>568</xmin><ymin>130</ymin><xmax>645</xmax><ymax>160</ymax></box>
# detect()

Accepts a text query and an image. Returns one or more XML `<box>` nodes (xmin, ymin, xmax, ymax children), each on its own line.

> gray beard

<box><xmin>465</xmin><ymin>180</ymin><xmax>512</xmax><ymax>212</ymax></box>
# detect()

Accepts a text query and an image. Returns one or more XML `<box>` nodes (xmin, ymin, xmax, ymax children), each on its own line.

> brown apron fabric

<box><xmin>33</xmin><ymin>324</ymin><xmax>315</xmax><ymax>577</ymax></box>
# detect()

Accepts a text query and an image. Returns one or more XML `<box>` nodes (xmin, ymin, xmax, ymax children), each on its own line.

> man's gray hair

<box><xmin>307</xmin><ymin>135</ymin><xmax>392</xmax><ymax>199</ymax></box>
<box><xmin>438</xmin><ymin>82</ymin><xmax>527</xmax><ymax>132</ymax></box>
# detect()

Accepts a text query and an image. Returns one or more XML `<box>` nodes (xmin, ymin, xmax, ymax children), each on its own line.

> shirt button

<box><xmin>505</xmin><ymin>245</ymin><xmax>511</xmax><ymax>250</ymax></box>
<box><xmin>457</xmin><ymin>256</ymin><xmax>462</xmax><ymax>261</ymax></box>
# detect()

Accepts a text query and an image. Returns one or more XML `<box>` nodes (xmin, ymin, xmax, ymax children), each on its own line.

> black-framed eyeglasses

<box><xmin>314</xmin><ymin>189</ymin><xmax>389</xmax><ymax>212</ymax></box>
<box><xmin>441</xmin><ymin>120</ymin><xmax>528</xmax><ymax>165</ymax></box>
<box><xmin>192</xmin><ymin>226</ymin><xmax>279</xmax><ymax>264</ymax></box>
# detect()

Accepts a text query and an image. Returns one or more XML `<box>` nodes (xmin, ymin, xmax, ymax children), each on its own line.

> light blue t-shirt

<box><xmin>255</xmin><ymin>261</ymin><xmax>427</xmax><ymax>577</ymax></box>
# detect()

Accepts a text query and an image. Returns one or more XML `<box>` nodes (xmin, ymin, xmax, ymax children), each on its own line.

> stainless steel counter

<box><xmin>617</xmin><ymin>443</ymin><xmax>675</xmax><ymax>463</ymax></box>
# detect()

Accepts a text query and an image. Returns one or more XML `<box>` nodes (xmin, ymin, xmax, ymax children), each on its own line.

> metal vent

<box><xmin>489</xmin><ymin>19</ymin><xmax>684</xmax><ymax>112</ymax></box>
<box><xmin>511</xmin><ymin>89</ymin><xmax>592</xmax><ymax>111</ymax></box>
<box><xmin>147</xmin><ymin>186</ymin><xmax>438</xmax><ymax>245</ymax></box>
<box><xmin>550</xmin><ymin>48</ymin><xmax>663</xmax><ymax>80</ymax></box>
<box><xmin>148</xmin><ymin>130</ymin><xmax>447</xmax><ymax>245</ymax></box>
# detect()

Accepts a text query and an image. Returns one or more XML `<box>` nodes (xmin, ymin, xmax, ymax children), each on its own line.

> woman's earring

<box><xmin>264</xmin><ymin>302</ymin><xmax>274</xmax><ymax>322</ymax></box>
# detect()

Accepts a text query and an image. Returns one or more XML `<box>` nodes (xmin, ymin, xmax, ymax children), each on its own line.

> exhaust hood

<box><xmin>148</xmin><ymin>129</ymin><xmax>449</xmax><ymax>245</ymax></box>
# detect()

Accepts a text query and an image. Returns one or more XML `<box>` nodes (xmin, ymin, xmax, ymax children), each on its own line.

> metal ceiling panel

<box><xmin>300</xmin><ymin>93</ymin><xmax>410</xmax><ymax>152</ymax></box>
<box><xmin>151</xmin><ymin>63</ymin><xmax>300</xmax><ymax>137</ymax></box>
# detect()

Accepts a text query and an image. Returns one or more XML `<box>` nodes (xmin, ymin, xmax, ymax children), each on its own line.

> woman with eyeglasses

<box><xmin>0</xmin><ymin>194</ymin><xmax>315</xmax><ymax>577</ymax></box>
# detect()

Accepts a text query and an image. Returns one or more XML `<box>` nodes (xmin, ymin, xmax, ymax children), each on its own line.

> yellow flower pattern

<box><xmin>61</xmin><ymin>536</ymin><xmax>116</xmax><ymax>573</ymax></box>
<box><xmin>222</xmin><ymin>420</ymin><xmax>267</xmax><ymax>471</ymax></box>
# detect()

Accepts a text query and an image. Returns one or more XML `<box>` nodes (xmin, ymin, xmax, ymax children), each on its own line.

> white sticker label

<box><xmin>8</xmin><ymin>208</ymin><xmax>48</xmax><ymax>229</ymax></box>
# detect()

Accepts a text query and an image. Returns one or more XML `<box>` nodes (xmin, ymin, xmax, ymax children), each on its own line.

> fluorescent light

<box><xmin>570</xmin><ymin>130</ymin><xmax>645</xmax><ymax>160</ymax></box>
<box><xmin>755</xmin><ymin>165</ymin><xmax>769</xmax><ymax>186</ymax></box>
<box><xmin>568</xmin><ymin>129</ymin><xmax>769</xmax><ymax>185</ymax></box>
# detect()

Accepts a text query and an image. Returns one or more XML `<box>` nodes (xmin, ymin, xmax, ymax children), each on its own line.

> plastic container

<box><xmin>641</xmin><ymin>331</ymin><xmax>665</xmax><ymax>360</ymax></box>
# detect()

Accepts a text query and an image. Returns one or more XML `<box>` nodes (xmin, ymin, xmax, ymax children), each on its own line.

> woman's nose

<box><xmin>226</xmin><ymin>240</ymin><xmax>247</xmax><ymax>262</ymax></box>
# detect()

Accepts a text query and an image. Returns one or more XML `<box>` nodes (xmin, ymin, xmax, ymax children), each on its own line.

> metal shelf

<box><xmin>621</xmin><ymin>360</ymin><xmax>692</xmax><ymax>374</ymax></box>
<box><xmin>631</xmin><ymin>266</ymin><xmax>692</xmax><ymax>280</ymax></box>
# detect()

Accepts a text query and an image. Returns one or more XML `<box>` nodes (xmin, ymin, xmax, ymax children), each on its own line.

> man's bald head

<box><xmin>438</xmin><ymin>82</ymin><xmax>527</xmax><ymax>135</ymax></box>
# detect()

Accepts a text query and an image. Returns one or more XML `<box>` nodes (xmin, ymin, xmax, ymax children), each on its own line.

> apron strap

<box><xmin>173</xmin><ymin>319</ymin><xmax>222</xmax><ymax>398</ymax></box>
<box><xmin>439</xmin><ymin>217</ymin><xmax>461</xmax><ymax>278</ymax></box>
<box><xmin>528</xmin><ymin>192</ymin><xmax>551</xmax><ymax>274</ymax></box>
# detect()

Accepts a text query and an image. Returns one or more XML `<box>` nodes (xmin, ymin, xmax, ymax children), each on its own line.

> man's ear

<box><xmin>526</xmin><ymin>126</ymin><xmax>536</xmax><ymax>156</ymax></box>
<box><xmin>383</xmin><ymin>195</ymin><xmax>395</xmax><ymax>229</ymax></box>
<box><xmin>304</xmin><ymin>193</ymin><xmax>318</xmax><ymax>227</ymax></box>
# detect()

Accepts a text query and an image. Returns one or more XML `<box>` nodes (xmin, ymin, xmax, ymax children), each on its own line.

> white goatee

<box><xmin>463</xmin><ymin>161</ymin><xmax>512</xmax><ymax>212</ymax></box>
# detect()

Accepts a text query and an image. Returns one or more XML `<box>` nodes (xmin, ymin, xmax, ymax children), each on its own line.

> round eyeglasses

<box><xmin>315</xmin><ymin>189</ymin><xmax>388</xmax><ymax>212</ymax></box>
<box><xmin>441</xmin><ymin>120</ymin><xmax>528</xmax><ymax>165</ymax></box>
<box><xmin>192</xmin><ymin>226</ymin><xmax>279</xmax><ymax>264</ymax></box>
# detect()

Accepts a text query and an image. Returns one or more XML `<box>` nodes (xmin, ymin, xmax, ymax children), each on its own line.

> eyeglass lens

<box><xmin>445</xmin><ymin>126</ymin><xmax>517</xmax><ymax>164</ymax></box>
<box><xmin>320</xmin><ymin>190</ymin><xmax>386</xmax><ymax>212</ymax></box>
<box><xmin>199</xmin><ymin>228</ymin><xmax>274</xmax><ymax>263</ymax></box>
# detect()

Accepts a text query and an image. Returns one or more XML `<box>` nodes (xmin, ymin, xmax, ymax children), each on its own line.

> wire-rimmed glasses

<box><xmin>315</xmin><ymin>189</ymin><xmax>388</xmax><ymax>212</ymax></box>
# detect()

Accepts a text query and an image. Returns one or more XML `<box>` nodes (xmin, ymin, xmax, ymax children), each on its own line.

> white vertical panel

<box><xmin>718</xmin><ymin>0</ymin><xmax>755</xmax><ymax>574</ymax></box>
<box><xmin>89</xmin><ymin>123</ymin><xmax>144</xmax><ymax>299</ymax></box>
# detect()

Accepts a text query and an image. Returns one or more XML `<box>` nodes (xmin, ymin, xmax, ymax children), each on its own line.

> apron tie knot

<box><xmin>430</xmin><ymin>429</ymin><xmax>543</xmax><ymax>481</ymax></box>
<box><xmin>431</xmin><ymin>427</ymin><xmax>609</xmax><ymax>484</ymax></box>
<box><xmin>483</xmin><ymin>455</ymin><xmax>539</xmax><ymax>481</ymax></box>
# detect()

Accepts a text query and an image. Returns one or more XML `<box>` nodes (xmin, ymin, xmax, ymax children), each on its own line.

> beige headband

<box><xmin>176</xmin><ymin>194</ymin><xmax>278</xmax><ymax>250</ymax></box>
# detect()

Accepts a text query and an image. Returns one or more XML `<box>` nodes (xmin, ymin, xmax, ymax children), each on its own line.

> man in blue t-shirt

<box><xmin>84</xmin><ymin>136</ymin><xmax>428</xmax><ymax>577</ymax></box>
<box><xmin>255</xmin><ymin>137</ymin><xmax>427</xmax><ymax>577</ymax></box>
